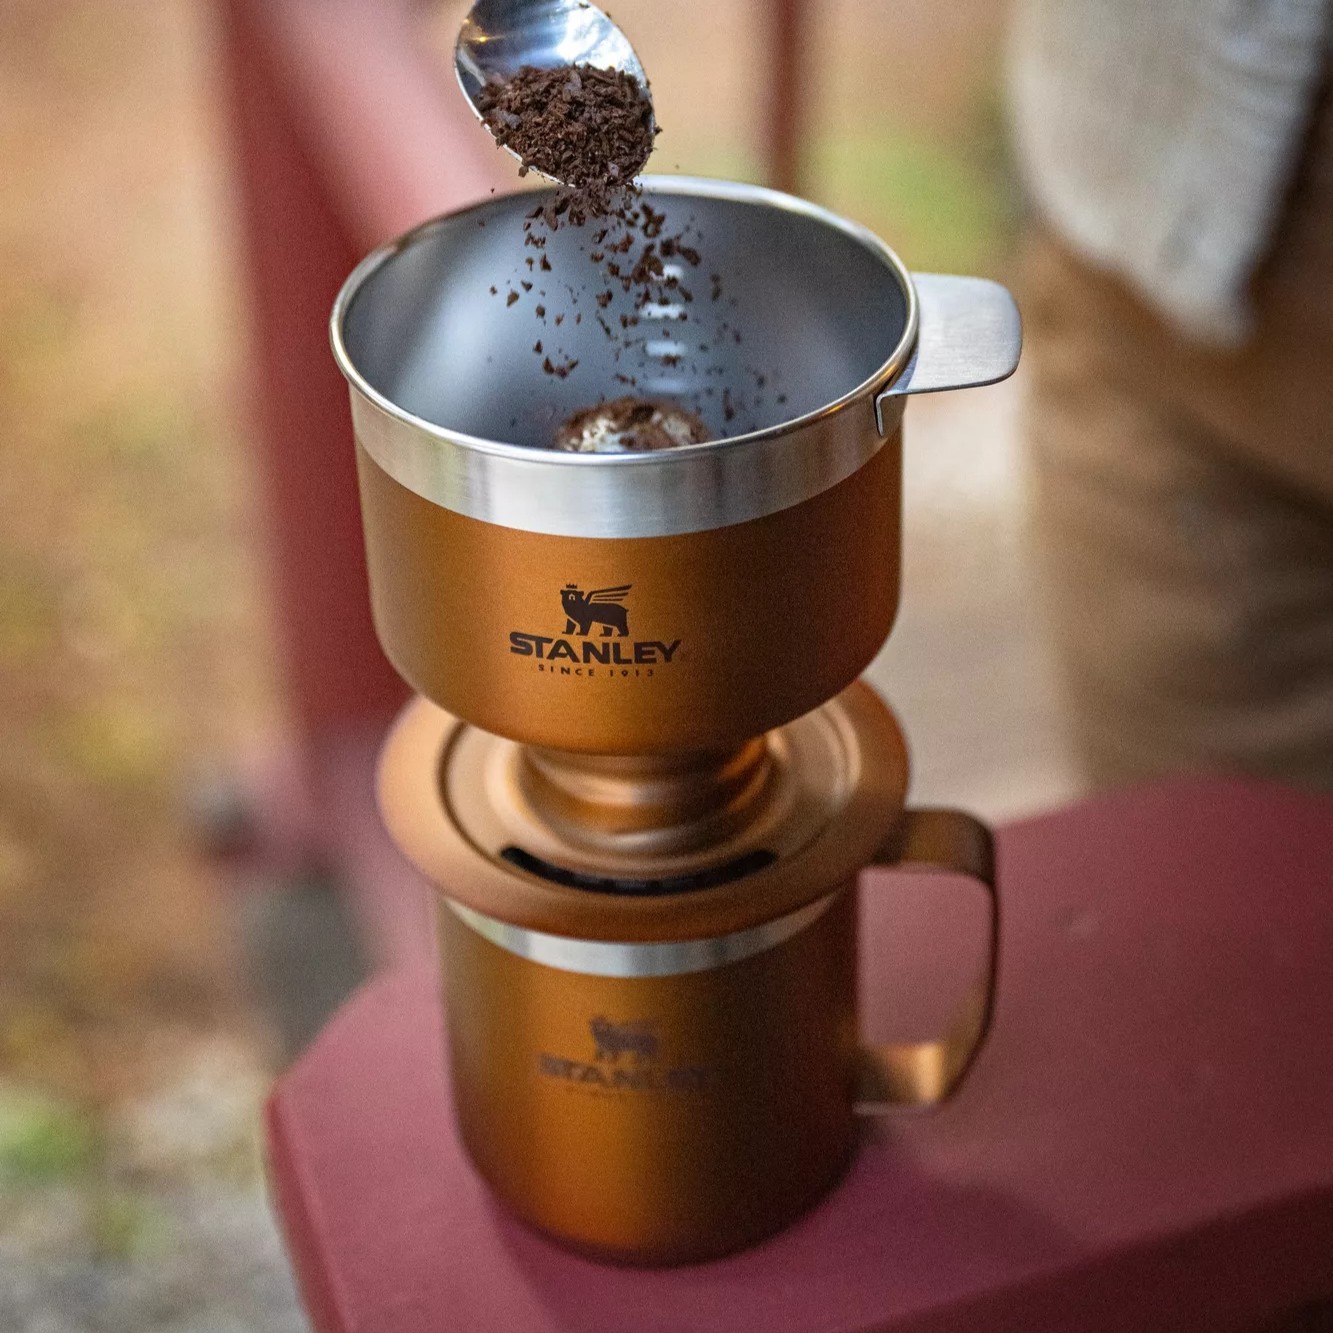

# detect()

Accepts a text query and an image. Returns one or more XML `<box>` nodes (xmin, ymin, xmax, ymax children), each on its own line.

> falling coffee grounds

<box><xmin>554</xmin><ymin>397</ymin><xmax>711</xmax><ymax>453</ymax></box>
<box><xmin>474</xmin><ymin>59</ymin><xmax>782</xmax><ymax>430</ymax></box>
<box><xmin>475</xmin><ymin>64</ymin><xmax>656</xmax><ymax>223</ymax></box>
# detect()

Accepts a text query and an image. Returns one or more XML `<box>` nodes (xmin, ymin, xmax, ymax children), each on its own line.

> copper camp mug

<box><xmin>379</xmin><ymin>686</ymin><xmax>999</xmax><ymax>1266</ymax></box>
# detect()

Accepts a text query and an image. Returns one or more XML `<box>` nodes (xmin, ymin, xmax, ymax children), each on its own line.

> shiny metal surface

<box><xmin>857</xmin><ymin>808</ymin><xmax>999</xmax><ymax>1109</ymax></box>
<box><xmin>443</xmin><ymin>695</ymin><xmax>862</xmax><ymax>874</ymax></box>
<box><xmin>455</xmin><ymin>0</ymin><xmax>653</xmax><ymax>186</ymax></box>
<box><xmin>445</xmin><ymin>892</ymin><xmax>836</xmax><ymax>978</ymax></box>
<box><xmin>376</xmin><ymin>684</ymin><xmax>910</xmax><ymax>942</ymax></box>
<box><xmin>876</xmin><ymin>273</ymin><xmax>1022</xmax><ymax>432</ymax></box>
<box><xmin>334</xmin><ymin>177</ymin><xmax>919</xmax><ymax>538</ymax></box>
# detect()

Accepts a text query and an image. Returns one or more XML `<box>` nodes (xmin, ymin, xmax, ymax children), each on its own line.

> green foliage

<box><xmin>89</xmin><ymin>1189</ymin><xmax>175</xmax><ymax>1262</ymax></box>
<box><xmin>0</xmin><ymin>1085</ymin><xmax>99</xmax><ymax>1183</ymax></box>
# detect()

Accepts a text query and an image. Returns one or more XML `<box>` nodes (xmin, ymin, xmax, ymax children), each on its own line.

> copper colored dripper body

<box><xmin>333</xmin><ymin>179</ymin><xmax>1019</xmax><ymax>1263</ymax></box>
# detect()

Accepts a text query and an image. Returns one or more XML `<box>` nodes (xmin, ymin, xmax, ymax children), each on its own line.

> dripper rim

<box><xmin>329</xmin><ymin>174</ymin><xmax>919</xmax><ymax>468</ymax></box>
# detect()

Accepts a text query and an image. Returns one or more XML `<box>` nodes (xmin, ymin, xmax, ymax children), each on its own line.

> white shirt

<box><xmin>1008</xmin><ymin>0</ymin><xmax>1331</xmax><ymax>342</ymax></box>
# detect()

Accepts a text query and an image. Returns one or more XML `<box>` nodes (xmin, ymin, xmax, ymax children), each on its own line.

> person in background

<box><xmin>1007</xmin><ymin>1</ymin><xmax>1333</xmax><ymax>791</ymax></box>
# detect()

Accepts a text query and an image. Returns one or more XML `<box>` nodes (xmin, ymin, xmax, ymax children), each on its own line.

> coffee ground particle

<box><xmin>474</xmin><ymin>72</ymin><xmax>779</xmax><ymax>420</ymax></box>
<box><xmin>542</xmin><ymin>355</ymin><xmax>579</xmax><ymax>379</ymax></box>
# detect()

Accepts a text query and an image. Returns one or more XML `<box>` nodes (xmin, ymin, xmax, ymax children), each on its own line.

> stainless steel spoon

<box><xmin>454</xmin><ymin>0</ymin><xmax>654</xmax><ymax>186</ymax></box>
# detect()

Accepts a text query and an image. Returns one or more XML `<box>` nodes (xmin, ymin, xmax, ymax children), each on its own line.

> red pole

<box><xmin>219</xmin><ymin>0</ymin><xmax>408</xmax><ymax>777</ymax></box>
<box><xmin>767</xmin><ymin>0</ymin><xmax>811</xmax><ymax>195</ymax></box>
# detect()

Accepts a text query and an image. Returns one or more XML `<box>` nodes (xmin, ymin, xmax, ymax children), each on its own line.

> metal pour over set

<box><xmin>332</xmin><ymin>174</ymin><xmax>1020</xmax><ymax>1264</ymax></box>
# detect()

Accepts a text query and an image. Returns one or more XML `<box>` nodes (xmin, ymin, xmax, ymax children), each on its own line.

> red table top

<box><xmin>266</xmin><ymin>778</ymin><xmax>1333</xmax><ymax>1332</ymax></box>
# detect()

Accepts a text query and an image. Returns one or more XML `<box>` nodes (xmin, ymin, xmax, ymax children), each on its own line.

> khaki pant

<box><xmin>1020</xmin><ymin>81</ymin><xmax>1333</xmax><ymax>791</ymax></box>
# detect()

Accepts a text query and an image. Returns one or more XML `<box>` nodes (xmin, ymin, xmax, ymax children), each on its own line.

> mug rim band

<box><xmin>445</xmin><ymin>890</ymin><xmax>839</xmax><ymax>978</ymax></box>
<box><xmin>332</xmin><ymin>177</ymin><xmax>917</xmax><ymax>538</ymax></box>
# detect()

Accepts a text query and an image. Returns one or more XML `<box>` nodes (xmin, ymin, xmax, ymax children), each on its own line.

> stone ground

<box><xmin>0</xmin><ymin>0</ymin><xmax>1077</xmax><ymax>1327</ymax></box>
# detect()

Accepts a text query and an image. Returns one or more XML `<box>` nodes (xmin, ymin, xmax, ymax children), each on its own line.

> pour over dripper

<box><xmin>332</xmin><ymin>177</ymin><xmax>1019</xmax><ymax>753</ymax></box>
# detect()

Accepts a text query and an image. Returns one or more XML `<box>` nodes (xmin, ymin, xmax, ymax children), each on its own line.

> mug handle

<box><xmin>855</xmin><ymin>807</ymin><xmax>999</xmax><ymax>1110</ymax></box>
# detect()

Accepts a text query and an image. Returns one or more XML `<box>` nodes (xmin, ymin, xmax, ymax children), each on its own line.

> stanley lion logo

<box><xmin>561</xmin><ymin>584</ymin><xmax>630</xmax><ymax>638</ymax></box>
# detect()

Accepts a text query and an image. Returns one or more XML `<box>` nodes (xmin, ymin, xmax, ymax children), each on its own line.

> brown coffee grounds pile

<box><xmin>475</xmin><ymin>63</ymin><xmax>656</xmax><ymax>222</ymax></box>
<box><xmin>553</xmin><ymin>397</ymin><xmax>712</xmax><ymax>452</ymax></box>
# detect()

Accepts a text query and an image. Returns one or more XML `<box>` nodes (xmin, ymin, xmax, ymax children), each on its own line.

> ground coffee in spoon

<box><xmin>475</xmin><ymin>61</ymin><xmax>777</xmax><ymax>430</ymax></box>
<box><xmin>475</xmin><ymin>63</ymin><xmax>656</xmax><ymax>223</ymax></box>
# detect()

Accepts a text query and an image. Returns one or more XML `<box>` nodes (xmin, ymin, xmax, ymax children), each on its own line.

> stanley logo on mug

<box><xmin>508</xmin><ymin>583</ymin><xmax>682</xmax><ymax>676</ymax></box>
<box><xmin>537</xmin><ymin>1016</ymin><xmax>712</xmax><ymax>1094</ymax></box>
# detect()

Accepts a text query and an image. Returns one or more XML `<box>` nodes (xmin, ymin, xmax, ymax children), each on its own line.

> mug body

<box><xmin>439</xmin><ymin>884</ymin><xmax>859</xmax><ymax>1265</ymax></box>
<box><xmin>378</xmin><ymin>685</ymin><xmax>913</xmax><ymax>1264</ymax></box>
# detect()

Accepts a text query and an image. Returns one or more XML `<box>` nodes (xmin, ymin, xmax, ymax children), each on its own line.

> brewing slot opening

<box><xmin>499</xmin><ymin>845</ymin><xmax>777</xmax><ymax>897</ymax></box>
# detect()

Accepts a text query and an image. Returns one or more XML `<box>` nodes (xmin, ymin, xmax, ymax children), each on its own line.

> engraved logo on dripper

<box><xmin>561</xmin><ymin>584</ymin><xmax>630</xmax><ymax>637</ymax></box>
<box><xmin>508</xmin><ymin>581</ymin><xmax>682</xmax><ymax>676</ymax></box>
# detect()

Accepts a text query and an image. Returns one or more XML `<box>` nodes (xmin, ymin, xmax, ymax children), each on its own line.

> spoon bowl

<box><xmin>455</xmin><ymin>0</ymin><xmax>654</xmax><ymax>186</ymax></box>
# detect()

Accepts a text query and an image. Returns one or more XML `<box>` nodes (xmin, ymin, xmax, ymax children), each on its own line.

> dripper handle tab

<box><xmin>876</xmin><ymin>274</ymin><xmax>1022</xmax><ymax>433</ymax></box>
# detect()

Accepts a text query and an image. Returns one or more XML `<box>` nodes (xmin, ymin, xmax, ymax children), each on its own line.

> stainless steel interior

<box><xmin>338</xmin><ymin>176</ymin><xmax>913</xmax><ymax>451</ymax></box>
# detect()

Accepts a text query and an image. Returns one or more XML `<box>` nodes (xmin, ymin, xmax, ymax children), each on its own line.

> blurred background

<box><xmin>0</xmin><ymin>0</ymin><xmax>1074</xmax><ymax>1326</ymax></box>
